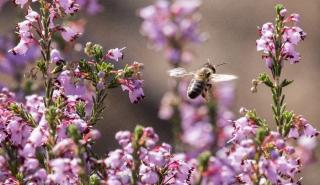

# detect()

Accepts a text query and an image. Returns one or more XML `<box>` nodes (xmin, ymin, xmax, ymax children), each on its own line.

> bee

<box><xmin>168</xmin><ymin>62</ymin><xmax>237</xmax><ymax>100</ymax></box>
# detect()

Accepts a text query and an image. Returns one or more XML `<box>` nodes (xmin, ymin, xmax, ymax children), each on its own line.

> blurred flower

<box><xmin>48</xmin><ymin>158</ymin><xmax>82</xmax><ymax>184</ymax></box>
<box><xmin>139</xmin><ymin>0</ymin><xmax>205</xmax><ymax>64</ymax></box>
<box><xmin>0</xmin><ymin>0</ymin><xmax>8</xmax><ymax>10</ymax></box>
<box><xmin>0</xmin><ymin>35</ymin><xmax>40</xmax><ymax>77</ymax></box>
<box><xmin>76</xmin><ymin>0</ymin><xmax>103</xmax><ymax>15</ymax></box>
<box><xmin>60</xmin><ymin>26</ymin><xmax>81</xmax><ymax>42</ymax></box>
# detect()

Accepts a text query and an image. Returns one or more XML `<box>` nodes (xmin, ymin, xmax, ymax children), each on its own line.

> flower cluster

<box><xmin>9</xmin><ymin>0</ymin><xmax>82</xmax><ymax>55</ymax></box>
<box><xmin>80</xmin><ymin>42</ymin><xmax>145</xmax><ymax>105</ymax></box>
<box><xmin>0</xmin><ymin>85</ymin><xmax>96</xmax><ymax>184</ymax></box>
<box><xmin>226</xmin><ymin>114</ymin><xmax>307</xmax><ymax>184</ymax></box>
<box><xmin>256</xmin><ymin>5</ymin><xmax>306</xmax><ymax>68</ymax></box>
<box><xmin>139</xmin><ymin>0</ymin><xmax>205</xmax><ymax>64</ymax></box>
<box><xmin>104</xmin><ymin>126</ymin><xmax>193</xmax><ymax>184</ymax></box>
<box><xmin>0</xmin><ymin>66</ymin><xmax>144</xmax><ymax>183</ymax></box>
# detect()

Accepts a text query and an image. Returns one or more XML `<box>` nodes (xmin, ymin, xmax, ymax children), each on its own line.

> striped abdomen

<box><xmin>187</xmin><ymin>79</ymin><xmax>205</xmax><ymax>99</ymax></box>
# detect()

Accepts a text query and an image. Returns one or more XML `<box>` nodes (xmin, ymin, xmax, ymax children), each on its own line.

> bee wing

<box><xmin>210</xmin><ymin>74</ymin><xmax>238</xmax><ymax>83</ymax></box>
<box><xmin>168</xmin><ymin>67</ymin><xmax>195</xmax><ymax>78</ymax></box>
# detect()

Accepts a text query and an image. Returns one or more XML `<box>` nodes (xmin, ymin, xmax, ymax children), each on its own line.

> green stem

<box><xmin>89</xmin><ymin>88</ymin><xmax>108</xmax><ymax>125</ymax></box>
<box><xmin>131</xmin><ymin>126</ymin><xmax>144</xmax><ymax>185</ymax></box>
<box><xmin>169</xmin><ymin>43</ymin><xmax>183</xmax><ymax>152</ymax></box>
<box><xmin>131</xmin><ymin>143</ymin><xmax>141</xmax><ymax>185</ymax></box>
<box><xmin>253</xmin><ymin>146</ymin><xmax>262</xmax><ymax>185</ymax></box>
<box><xmin>271</xmin><ymin>7</ymin><xmax>287</xmax><ymax>136</ymax></box>
<box><xmin>39</xmin><ymin>0</ymin><xmax>53</xmax><ymax>107</ymax></box>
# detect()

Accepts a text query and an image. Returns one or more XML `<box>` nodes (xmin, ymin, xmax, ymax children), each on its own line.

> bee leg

<box><xmin>201</xmin><ymin>88</ymin><xmax>209</xmax><ymax>101</ymax></box>
<box><xmin>204</xmin><ymin>84</ymin><xmax>213</xmax><ymax>101</ymax></box>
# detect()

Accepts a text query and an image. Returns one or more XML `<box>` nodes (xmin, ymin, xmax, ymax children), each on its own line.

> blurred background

<box><xmin>0</xmin><ymin>0</ymin><xmax>319</xmax><ymax>184</ymax></box>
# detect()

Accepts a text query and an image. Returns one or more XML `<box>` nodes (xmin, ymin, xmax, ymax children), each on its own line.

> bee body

<box><xmin>187</xmin><ymin>66</ymin><xmax>213</xmax><ymax>99</ymax></box>
<box><xmin>187</xmin><ymin>78</ymin><xmax>206</xmax><ymax>99</ymax></box>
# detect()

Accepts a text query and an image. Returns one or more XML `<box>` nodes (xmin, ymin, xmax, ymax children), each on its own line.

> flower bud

<box><xmin>239</xmin><ymin>107</ymin><xmax>248</xmax><ymax>114</ymax></box>
<box><xmin>251</xmin><ymin>86</ymin><xmax>257</xmax><ymax>93</ymax></box>
<box><xmin>67</xmin><ymin>124</ymin><xmax>81</xmax><ymax>141</ymax></box>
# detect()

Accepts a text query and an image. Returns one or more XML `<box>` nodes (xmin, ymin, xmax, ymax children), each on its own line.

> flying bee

<box><xmin>168</xmin><ymin>62</ymin><xmax>237</xmax><ymax>100</ymax></box>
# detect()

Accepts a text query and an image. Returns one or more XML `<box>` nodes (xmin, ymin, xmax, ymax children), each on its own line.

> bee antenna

<box><xmin>215</xmin><ymin>62</ymin><xmax>228</xmax><ymax>67</ymax></box>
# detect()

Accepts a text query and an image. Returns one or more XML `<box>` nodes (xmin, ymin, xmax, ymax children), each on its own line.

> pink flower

<box><xmin>120</xmin><ymin>79</ymin><xmax>145</xmax><ymax>104</ymax></box>
<box><xmin>256</xmin><ymin>9</ymin><xmax>306</xmax><ymax>66</ymax></box>
<box><xmin>50</xmin><ymin>49</ymin><xmax>64</xmax><ymax>64</ymax></box>
<box><xmin>230</xmin><ymin>116</ymin><xmax>258</xmax><ymax>143</ymax></box>
<box><xmin>13</xmin><ymin>0</ymin><xmax>28</xmax><ymax>8</ymax></box>
<box><xmin>288</xmin><ymin>115</ymin><xmax>319</xmax><ymax>138</ymax></box>
<box><xmin>106</xmin><ymin>47</ymin><xmax>126</xmax><ymax>62</ymax></box>
<box><xmin>9</xmin><ymin>40</ymin><xmax>30</xmax><ymax>55</ymax></box>
<box><xmin>55</xmin><ymin>0</ymin><xmax>80</xmax><ymax>14</ymax></box>
<box><xmin>48</xmin><ymin>158</ymin><xmax>82</xmax><ymax>184</ymax></box>
<box><xmin>280</xmin><ymin>8</ymin><xmax>287</xmax><ymax>17</ymax></box>
<box><xmin>60</xmin><ymin>26</ymin><xmax>80</xmax><ymax>42</ymax></box>
<box><xmin>26</xmin><ymin>8</ymin><xmax>40</xmax><ymax>22</ymax></box>
<box><xmin>140</xmin><ymin>165</ymin><xmax>159</xmax><ymax>184</ymax></box>
<box><xmin>283</xmin><ymin>26</ymin><xmax>306</xmax><ymax>45</ymax></box>
<box><xmin>181</xmin><ymin>122</ymin><xmax>213</xmax><ymax>149</ymax></box>
<box><xmin>286</xmin><ymin>13</ymin><xmax>300</xmax><ymax>24</ymax></box>
<box><xmin>139</xmin><ymin>0</ymin><xmax>204</xmax><ymax>64</ymax></box>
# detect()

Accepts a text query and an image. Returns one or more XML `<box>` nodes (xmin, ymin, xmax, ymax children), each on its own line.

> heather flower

<box><xmin>256</xmin><ymin>8</ymin><xmax>306</xmax><ymax>67</ymax></box>
<box><xmin>288</xmin><ymin>115</ymin><xmax>319</xmax><ymax>138</ymax></box>
<box><xmin>106</xmin><ymin>47</ymin><xmax>125</xmax><ymax>62</ymax></box>
<box><xmin>229</xmin><ymin>116</ymin><xmax>258</xmax><ymax>143</ymax></box>
<box><xmin>26</xmin><ymin>8</ymin><xmax>40</xmax><ymax>22</ymax></box>
<box><xmin>120</xmin><ymin>79</ymin><xmax>145</xmax><ymax>104</ymax></box>
<box><xmin>60</xmin><ymin>26</ymin><xmax>81</xmax><ymax>42</ymax></box>
<box><xmin>181</xmin><ymin>121</ymin><xmax>214</xmax><ymax>149</ymax></box>
<box><xmin>296</xmin><ymin>136</ymin><xmax>317</xmax><ymax>165</ymax></box>
<box><xmin>13</xmin><ymin>0</ymin><xmax>29</xmax><ymax>8</ymax></box>
<box><xmin>48</xmin><ymin>158</ymin><xmax>82</xmax><ymax>184</ymax></box>
<box><xmin>158</xmin><ymin>92</ymin><xmax>177</xmax><ymax>120</ymax></box>
<box><xmin>55</xmin><ymin>0</ymin><xmax>80</xmax><ymax>15</ymax></box>
<box><xmin>0</xmin><ymin>35</ymin><xmax>39</xmax><ymax>77</ymax></box>
<box><xmin>104</xmin><ymin>127</ymin><xmax>193</xmax><ymax>184</ymax></box>
<box><xmin>50</xmin><ymin>49</ymin><xmax>64</xmax><ymax>64</ymax></box>
<box><xmin>76</xmin><ymin>0</ymin><xmax>103</xmax><ymax>15</ymax></box>
<box><xmin>140</xmin><ymin>164</ymin><xmax>159</xmax><ymax>184</ymax></box>
<box><xmin>9</xmin><ymin>0</ymin><xmax>82</xmax><ymax>56</ymax></box>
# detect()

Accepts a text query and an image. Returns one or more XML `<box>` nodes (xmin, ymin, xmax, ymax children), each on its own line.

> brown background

<box><xmin>0</xmin><ymin>0</ymin><xmax>319</xmax><ymax>184</ymax></box>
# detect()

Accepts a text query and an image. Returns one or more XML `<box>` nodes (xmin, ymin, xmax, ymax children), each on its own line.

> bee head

<box><xmin>203</xmin><ymin>62</ymin><xmax>216</xmax><ymax>74</ymax></box>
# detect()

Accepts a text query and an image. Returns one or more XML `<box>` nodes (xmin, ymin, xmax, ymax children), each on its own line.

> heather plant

<box><xmin>0</xmin><ymin>0</ymin><xmax>102</xmax><ymax>100</ymax></box>
<box><xmin>0</xmin><ymin>1</ymin><xmax>318</xmax><ymax>185</ymax></box>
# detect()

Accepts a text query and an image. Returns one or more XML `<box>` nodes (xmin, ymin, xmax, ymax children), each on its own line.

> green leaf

<box><xmin>275</xmin><ymin>4</ymin><xmax>285</xmax><ymax>14</ymax></box>
<box><xmin>67</xmin><ymin>124</ymin><xmax>82</xmax><ymax>142</ymax></box>
<box><xmin>280</xmin><ymin>79</ymin><xmax>293</xmax><ymax>88</ymax></box>
<box><xmin>76</xmin><ymin>101</ymin><xmax>86</xmax><ymax>119</ymax></box>
<box><xmin>197</xmin><ymin>151</ymin><xmax>211</xmax><ymax>172</ymax></box>
<box><xmin>255</xmin><ymin>127</ymin><xmax>269</xmax><ymax>144</ymax></box>
<box><xmin>89</xmin><ymin>174</ymin><xmax>101</xmax><ymax>185</ymax></box>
